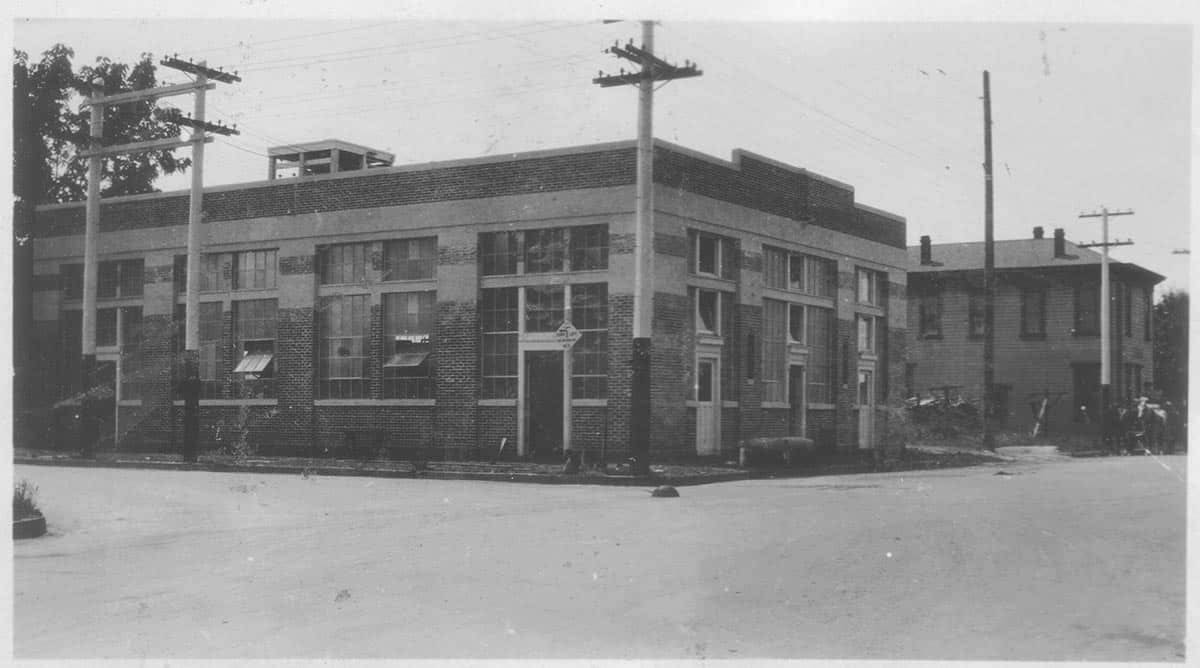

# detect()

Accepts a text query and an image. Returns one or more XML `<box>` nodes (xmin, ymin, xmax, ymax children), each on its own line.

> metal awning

<box><xmin>233</xmin><ymin>353</ymin><xmax>274</xmax><ymax>374</ymax></box>
<box><xmin>384</xmin><ymin>352</ymin><xmax>430</xmax><ymax>368</ymax></box>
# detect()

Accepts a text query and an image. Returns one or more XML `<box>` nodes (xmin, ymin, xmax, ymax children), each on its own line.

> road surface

<box><xmin>13</xmin><ymin>453</ymin><xmax>1186</xmax><ymax>661</ymax></box>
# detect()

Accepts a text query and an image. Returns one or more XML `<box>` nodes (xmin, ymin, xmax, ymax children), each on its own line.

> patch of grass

<box><xmin>13</xmin><ymin>479</ymin><xmax>41</xmax><ymax>521</ymax></box>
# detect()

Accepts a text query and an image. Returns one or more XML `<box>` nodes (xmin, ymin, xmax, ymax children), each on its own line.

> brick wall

<box><xmin>606</xmin><ymin>294</ymin><xmax>633</xmax><ymax>460</ymax></box>
<box><xmin>435</xmin><ymin>299</ymin><xmax>480</xmax><ymax>452</ymax></box>
<box><xmin>650</xmin><ymin>292</ymin><xmax>691</xmax><ymax>458</ymax></box>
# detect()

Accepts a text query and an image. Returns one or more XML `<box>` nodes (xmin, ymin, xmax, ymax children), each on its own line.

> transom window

<box><xmin>691</xmin><ymin>232</ymin><xmax>737</xmax><ymax>280</ymax></box>
<box><xmin>382</xmin><ymin>237</ymin><xmax>437</xmax><ymax>281</ymax></box>
<box><xmin>480</xmin><ymin>225</ymin><xmax>608</xmax><ymax>276</ymax></box>
<box><xmin>856</xmin><ymin>267</ymin><xmax>884</xmax><ymax>306</ymax></box>
<box><xmin>762</xmin><ymin>246</ymin><xmax>836</xmax><ymax>297</ymax></box>
<box><xmin>98</xmin><ymin>259</ymin><xmax>143</xmax><ymax>299</ymax></box>
<box><xmin>319</xmin><ymin>243</ymin><xmax>369</xmax><ymax>286</ymax></box>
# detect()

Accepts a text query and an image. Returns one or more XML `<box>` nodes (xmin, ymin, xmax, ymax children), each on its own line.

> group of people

<box><xmin>1102</xmin><ymin>391</ymin><xmax>1183</xmax><ymax>456</ymax></box>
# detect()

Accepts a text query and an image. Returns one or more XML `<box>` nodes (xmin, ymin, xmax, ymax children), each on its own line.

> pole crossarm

<box><xmin>78</xmin><ymin>135</ymin><xmax>213</xmax><ymax>159</ymax></box>
<box><xmin>1078</xmin><ymin>240</ymin><xmax>1134</xmax><ymax>249</ymax></box>
<box><xmin>158</xmin><ymin>108</ymin><xmax>240</xmax><ymax>136</ymax></box>
<box><xmin>1079</xmin><ymin>209</ymin><xmax>1134</xmax><ymax>219</ymax></box>
<box><xmin>160</xmin><ymin>56</ymin><xmax>242</xmax><ymax>83</ymax></box>
<box><xmin>593</xmin><ymin>40</ymin><xmax>702</xmax><ymax>87</ymax></box>
<box><xmin>83</xmin><ymin>81</ymin><xmax>216</xmax><ymax>107</ymax></box>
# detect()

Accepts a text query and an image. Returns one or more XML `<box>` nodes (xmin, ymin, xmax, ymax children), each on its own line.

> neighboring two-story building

<box><xmin>23</xmin><ymin>138</ymin><xmax>908</xmax><ymax>462</ymax></box>
<box><xmin>906</xmin><ymin>227</ymin><xmax>1163</xmax><ymax>434</ymax></box>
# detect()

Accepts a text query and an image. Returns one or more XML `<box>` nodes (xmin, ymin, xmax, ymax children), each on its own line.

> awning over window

<box><xmin>234</xmin><ymin>353</ymin><xmax>274</xmax><ymax>374</ymax></box>
<box><xmin>385</xmin><ymin>352</ymin><xmax>430</xmax><ymax>368</ymax></box>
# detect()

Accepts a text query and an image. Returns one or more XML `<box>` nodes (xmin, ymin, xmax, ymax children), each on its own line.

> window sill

<box><xmin>173</xmin><ymin>399</ymin><xmax>278</xmax><ymax>406</ymax></box>
<box><xmin>478</xmin><ymin>398</ymin><xmax>516</xmax><ymax>406</ymax></box>
<box><xmin>314</xmin><ymin>399</ymin><xmax>434</xmax><ymax>406</ymax></box>
<box><xmin>761</xmin><ymin>401</ymin><xmax>791</xmax><ymax>410</ymax></box>
<box><xmin>571</xmin><ymin>399</ymin><xmax>608</xmax><ymax>407</ymax></box>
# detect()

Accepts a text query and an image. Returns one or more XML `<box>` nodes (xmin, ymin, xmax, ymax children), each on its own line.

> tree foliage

<box><xmin>1153</xmin><ymin>289</ymin><xmax>1188</xmax><ymax>404</ymax></box>
<box><xmin>13</xmin><ymin>44</ymin><xmax>191</xmax><ymax>204</ymax></box>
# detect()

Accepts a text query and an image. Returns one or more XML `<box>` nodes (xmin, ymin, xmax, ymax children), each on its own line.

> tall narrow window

<box><xmin>1074</xmin><ymin>283</ymin><xmax>1099</xmax><ymax>336</ymax></box>
<box><xmin>199</xmin><ymin>301</ymin><xmax>224</xmax><ymax>399</ymax></box>
<box><xmin>200</xmin><ymin>253</ymin><xmax>231</xmax><ymax>292</ymax></box>
<box><xmin>788</xmin><ymin>304</ymin><xmax>805</xmax><ymax>343</ymax></box>
<box><xmin>856</xmin><ymin>268</ymin><xmax>882</xmax><ymax>305</ymax></box>
<box><xmin>480</xmin><ymin>287</ymin><xmax>519</xmax><ymax>398</ymax></box>
<box><xmin>119</xmin><ymin>306</ymin><xmax>143</xmax><ymax>400</ymax></box>
<box><xmin>761</xmin><ymin>299</ymin><xmax>788</xmax><ymax>402</ymax></box>
<box><xmin>806</xmin><ymin>306</ymin><xmax>834</xmax><ymax>403</ymax></box>
<box><xmin>569</xmin><ymin>225</ymin><xmax>609</xmax><ymax>271</ymax></box>
<box><xmin>318</xmin><ymin>243</ymin><xmax>368</xmax><ymax>286</ymax></box>
<box><xmin>696</xmin><ymin>289</ymin><xmax>720</xmax><ymax>334</ymax></box>
<box><xmin>571</xmin><ymin>283</ymin><xmax>608</xmax><ymax>399</ymax></box>
<box><xmin>383</xmin><ymin>291</ymin><xmax>435</xmax><ymax>399</ymax></box>
<box><xmin>1144</xmin><ymin>287</ymin><xmax>1153</xmax><ymax>341</ymax></box>
<box><xmin>1021</xmin><ymin>288</ymin><xmax>1046</xmax><ymax>338</ymax></box>
<box><xmin>480</xmin><ymin>231</ymin><xmax>518</xmax><ymax>276</ymax></box>
<box><xmin>763</xmin><ymin>247</ymin><xmax>788</xmax><ymax>289</ymax></box>
<box><xmin>232</xmin><ymin>299</ymin><xmax>277</xmax><ymax>399</ymax></box>
<box><xmin>318</xmin><ymin>294</ymin><xmax>369</xmax><ymax>398</ymax></box>
<box><xmin>524</xmin><ymin>228</ymin><xmax>566</xmax><ymax>273</ymax></box>
<box><xmin>968</xmin><ymin>292</ymin><xmax>985</xmax><ymax>338</ymax></box>
<box><xmin>856</xmin><ymin>314</ymin><xmax>876</xmax><ymax>353</ymax></box>
<box><xmin>234</xmin><ymin>250</ymin><xmax>277</xmax><ymax>290</ymax></box>
<box><xmin>383</xmin><ymin>237</ymin><xmax>437</xmax><ymax>281</ymax></box>
<box><xmin>805</xmin><ymin>256</ymin><xmax>837</xmax><ymax>298</ymax></box>
<box><xmin>918</xmin><ymin>292</ymin><xmax>942</xmax><ymax>338</ymax></box>
<box><xmin>696</xmin><ymin>234</ymin><xmax>719</xmax><ymax>276</ymax></box>
<box><xmin>96</xmin><ymin>308</ymin><xmax>118</xmax><ymax>347</ymax></box>
<box><xmin>61</xmin><ymin>264</ymin><xmax>83</xmax><ymax>301</ymax></box>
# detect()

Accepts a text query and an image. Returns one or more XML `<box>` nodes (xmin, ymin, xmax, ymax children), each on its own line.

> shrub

<box><xmin>13</xmin><ymin>479</ymin><xmax>41</xmax><ymax>520</ymax></box>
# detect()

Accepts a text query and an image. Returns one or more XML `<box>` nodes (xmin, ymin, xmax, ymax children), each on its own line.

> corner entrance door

<box><xmin>525</xmin><ymin>351</ymin><xmax>564</xmax><ymax>460</ymax></box>
<box><xmin>696</xmin><ymin>357</ymin><xmax>721</xmax><ymax>455</ymax></box>
<box><xmin>857</xmin><ymin>368</ymin><xmax>875</xmax><ymax>449</ymax></box>
<box><xmin>788</xmin><ymin>365</ymin><xmax>806</xmax><ymax>437</ymax></box>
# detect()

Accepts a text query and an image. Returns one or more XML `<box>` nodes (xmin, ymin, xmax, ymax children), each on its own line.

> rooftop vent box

<box><xmin>267</xmin><ymin>139</ymin><xmax>395</xmax><ymax>180</ymax></box>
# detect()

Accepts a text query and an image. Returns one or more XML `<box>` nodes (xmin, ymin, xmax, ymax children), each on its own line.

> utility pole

<box><xmin>79</xmin><ymin>57</ymin><xmax>239</xmax><ymax>459</ymax></box>
<box><xmin>594</xmin><ymin>21</ymin><xmax>701</xmax><ymax>475</ymax></box>
<box><xmin>1078</xmin><ymin>207</ymin><xmax>1135</xmax><ymax>450</ymax></box>
<box><xmin>981</xmin><ymin>71</ymin><xmax>996</xmax><ymax>450</ymax></box>
<box><xmin>159</xmin><ymin>56</ymin><xmax>242</xmax><ymax>462</ymax></box>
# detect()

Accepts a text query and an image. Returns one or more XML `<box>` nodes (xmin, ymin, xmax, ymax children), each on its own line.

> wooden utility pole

<box><xmin>982</xmin><ymin>71</ymin><xmax>996</xmax><ymax>450</ymax></box>
<box><xmin>1078</xmin><ymin>207</ymin><xmax>1135</xmax><ymax>450</ymax></box>
<box><xmin>79</xmin><ymin>58</ymin><xmax>239</xmax><ymax>459</ymax></box>
<box><xmin>594</xmin><ymin>21</ymin><xmax>701</xmax><ymax>474</ymax></box>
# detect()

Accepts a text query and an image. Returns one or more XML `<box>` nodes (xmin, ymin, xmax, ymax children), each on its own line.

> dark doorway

<box><xmin>1073</xmin><ymin>363</ymin><xmax>1101</xmax><ymax>424</ymax></box>
<box><xmin>525</xmin><ymin>351</ymin><xmax>564</xmax><ymax>460</ymax></box>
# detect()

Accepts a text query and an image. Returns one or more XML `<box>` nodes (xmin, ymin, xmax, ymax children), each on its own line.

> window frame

<box><xmin>1074</xmin><ymin>282</ymin><xmax>1100</xmax><ymax>337</ymax></box>
<box><xmin>382</xmin><ymin>290</ymin><xmax>436</xmax><ymax>399</ymax></box>
<box><xmin>1021</xmin><ymin>287</ymin><xmax>1047</xmax><ymax>339</ymax></box>
<box><xmin>918</xmin><ymin>291</ymin><xmax>943</xmax><ymax>339</ymax></box>
<box><xmin>317</xmin><ymin>293</ymin><xmax>370</xmax><ymax>399</ymax></box>
<box><xmin>232</xmin><ymin>298</ymin><xmax>278</xmax><ymax>399</ymax></box>
<box><xmin>382</xmin><ymin>237</ymin><xmax>438</xmax><ymax>282</ymax></box>
<box><xmin>967</xmin><ymin>291</ymin><xmax>986</xmax><ymax>339</ymax></box>
<box><xmin>318</xmin><ymin>242</ymin><xmax>369</xmax><ymax>286</ymax></box>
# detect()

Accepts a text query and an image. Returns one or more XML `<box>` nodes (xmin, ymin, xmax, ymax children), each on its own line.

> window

<box><xmin>1144</xmin><ymin>287</ymin><xmax>1153</xmax><ymax>341</ymax></box>
<box><xmin>481</xmin><ymin>287</ymin><xmax>519</xmax><ymax>398</ymax></box>
<box><xmin>805</xmin><ymin>256</ymin><xmax>837</xmax><ymax>298</ymax></box>
<box><xmin>692</xmin><ymin>232</ymin><xmax>737</xmax><ymax>279</ymax></box>
<box><xmin>788</xmin><ymin>304</ymin><xmax>805</xmax><ymax>342</ymax></box>
<box><xmin>524</xmin><ymin>228</ymin><xmax>566</xmax><ymax>273</ymax></box>
<box><xmin>59</xmin><ymin>310</ymin><xmax>83</xmax><ymax>399</ymax></box>
<box><xmin>856</xmin><ymin>268</ymin><xmax>883</xmax><ymax>306</ymax></box>
<box><xmin>232</xmin><ymin>299</ymin><xmax>277</xmax><ymax>399</ymax></box>
<box><xmin>318</xmin><ymin>294</ymin><xmax>369</xmax><ymax>398</ymax></box>
<box><xmin>97</xmin><ymin>259</ymin><xmax>143</xmax><ymax>298</ymax></box>
<box><xmin>761</xmin><ymin>299</ymin><xmax>788</xmax><ymax>402</ymax></box>
<box><xmin>383</xmin><ymin>291</ymin><xmax>435</xmax><ymax>399</ymax></box>
<box><xmin>382</xmin><ymin>237</ymin><xmax>437</xmax><ymax>281</ymax></box>
<box><xmin>569</xmin><ymin>225</ymin><xmax>609</xmax><ymax>271</ymax></box>
<box><xmin>968</xmin><ymin>292</ymin><xmax>985</xmax><ymax>338</ymax></box>
<box><xmin>198</xmin><ymin>302</ymin><xmax>224</xmax><ymax>399</ymax></box>
<box><xmin>96</xmin><ymin>308</ymin><xmax>118</xmax><ymax>347</ymax></box>
<box><xmin>480</xmin><ymin>231</ymin><xmax>519</xmax><ymax>276</ymax></box>
<box><xmin>1021</xmin><ymin>288</ymin><xmax>1046</xmax><ymax>338</ymax></box>
<box><xmin>857</xmin><ymin>314</ymin><xmax>876</xmax><ymax>354</ymax></box>
<box><xmin>318</xmin><ymin>243</ymin><xmax>368</xmax><ymax>286</ymax></box>
<box><xmin>763</xmin><ymin>247</ymin><xmax>788</xmax><ymax>289</ymax></box>
<box><xmin>696</xmin><ymin>289</ymin><xmax>720</xmax><ymax>334</ymax></box>
<box><xmin>525</xmin><ymin>285</ymin><xmax>565</xmax><ymax>332</ymax></box>
<box><xmin>200</xmin><ymin>253</ymin><xmax>232</xmax><ymax>292</ymax></box>
<box><xmin>571</xmin><ymin>283</ymin><xmax>608</xmax><ymax>399</ymax></box>
<box><xmin>1121</xmin><ymin>283</ymin><xmax>1133</xmax><ymax>337</ymax></box>
<box><xmin>918</xmin><ymin>292</ymin><xmax>942</xmax><ymax>338</ymax></box>
<box><xmin>119</xmin><ymin>306</ymin><xmax>143</xmax><ymax>400</ymax></box>
<box><xmin>806</xmin><ymin>306</ymin><xmax>835</xmax><ymax>404</ymax></box>
<box><xmin>234</xmin><ymin>250</ymin><xmax>277</xmax><ymax>290</ymax></box>
<box><xmin>1074</xmin><ymin>283</ymin><xmax>1099</xmax><ymax>336</ymax></box>
<box><xmin>61</xmin><ymin>264</ymin><xmax>83</xmax><ymax>300</ymax></box>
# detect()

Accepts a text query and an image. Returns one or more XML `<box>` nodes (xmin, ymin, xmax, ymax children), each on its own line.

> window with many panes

<box><xmin>571</xmin><ymin>283</ymin><xmax>608</xmax><ymax>399</ymax></box>
<box><xmin>761</xmin><ymin>299</ymin><xmax>788</xmax><ymax>403</ymax></box>
<box><xmin>234</xmin><ymin>250</ymin><xmax>278</xmax><ymax>290</ymax></box>
<box><xmin>96</xmin><ymin>308</ymin><xmax>119</xmax><ymax>347</ymax></box>
<box><xmin>383</xmin><ymin>291</ymin><xmax>435</xmax><ymax>399</ymax></box>
<box><xmin>1021</xmin><ymin>288</ymin><xmax>1046</xmax><ymax>338</ymax></box>
<box><xmin>480</xmin><ymin>287</ymin><xmax>519</xmax><ymax>398</ymax></box>
<box><xmin>525</xmin><ymin>285</ymin><xmax>565</xmax><ymax>332</ymax></box>
<box><xmin>383</xmin><ymin>237</ymin><xmax>437</xmax><ymax>281</ymax></box>
<box><xmin>856</xmin><ymin>268</ymin><xmax>883</xmax><ymax>306</ymax></box>
<box><xmin>119</xmin><ymin>306</ymin><xmax>143</xmax><ymax>400</ymax></box>
<box><xmin>1074</xmin><ymin>282</ymin><xmax>1099</xmax><ymax>336</ymax></box>
<box><xmin>61</xmin><ymin>264</ymin><xmax>83</xmax><ymax>300</ymax></box>
<box><xmin>97</xmin><ymin>259</ymin><xmax>143</xmax><ymax>298</ymax></box>
<box><xmin>200</xmin><ymin>253</ymin><xmax>231</xmax><ymax>292</ymax></box>
<box><xmin>319</xmin><ymin>243</ymin><xmax>369</xmax><ymax>286</ymax></box>
<box><xmin>318</xmin><ymin>294</ymin><xmax>369</xmax><ymax>398</ymax></box>
<box><xmin>806</xmin><ymin>306</ymin><xmax>835</xmax><ymax>404</ymax></box>
<box><xmin>789</xmin><ymin>304</ymin><xmax>805</xmax><ymax>342</ymax></box>
<box><xmin>918</xmin><ymin>292</ymin><xmax>942</xmax><ymax>338</ymax></box>
<box><xmin>764</xmin><ymin>246</ymin><xmax>837</xmax><ymax>297</ymax></box>
<box><xmin>232</xmin><ymin>299</ymin><xmax>277</xmax><ymax>399</ymax></box>
<box><xmin>691</xmin><ymin>232</ymin><xmax>737</xmax><ymax>280</ymax></box>
<box><xmin>198</xmin><ymin>302</ymin><xmax>224</xmax><ymax>399</ymax></box>
<box><xmin>857</xmin><ymin>313</ymin><xmax>876</xmax><ymax>354</ymax></box>
<box><xmin>968</xmin><ymin>292</ymin><xmax>985</xmax><ymax>338</ymax></box>
<box><xmin>480</xmin><ymin>226</ymin><xmax>608</xmax><ymax>276</ymax></box>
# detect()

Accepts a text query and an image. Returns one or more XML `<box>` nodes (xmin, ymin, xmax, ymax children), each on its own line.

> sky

<box><xmin>6</xmin><ymin>1</ymin><xmax>1196</xmax><ymax>293</ymax></box>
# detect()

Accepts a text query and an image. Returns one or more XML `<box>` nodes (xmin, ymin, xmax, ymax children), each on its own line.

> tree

<box><xmin>13</xmin><ymin>44</ymin><xmax>191</xmax><ymax>204</ymax></box>
<box><xmin>1153</xmin><ymin>290</ymin><xmax>1188</xmax><ymax>404</ymax></box>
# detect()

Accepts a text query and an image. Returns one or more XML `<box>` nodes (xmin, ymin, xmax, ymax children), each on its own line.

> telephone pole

<box><xmin>79</xmin><ymin>57</ymin><xmax>239</xmax><ymax>459</ymax></box>
<box><xmin>1078</xmin><ymin>207</ymin><xmax>1135</xmax><ymax>450</ymax></box>
<box><xmin>981</xmin><ymin>71</ymin><xmax>996</xmax><ymax>450</ymax></box>
<box><xmin>594</xmin><ymin>21</ymin><xmax>701</xmax><ymax>475</ymax></box>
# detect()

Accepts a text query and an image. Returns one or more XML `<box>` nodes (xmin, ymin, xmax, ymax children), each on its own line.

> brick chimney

<box><xmin>1033</xmin><ymin>226</ymin><xmax>1044</xmax><ymax>239</ymax></box>
<box><xmin>920</xmin><ymin>235</ymin><xmax>932</xmax><ymax>265</ymax></box>
<box><xmin>1053</xmin><ymin>228</ymin><xmax>1066</xmax><ymax>258</ymax></box>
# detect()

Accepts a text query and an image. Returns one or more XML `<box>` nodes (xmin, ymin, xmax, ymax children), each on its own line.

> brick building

<box><xmin>907</xmin><ymin>227</ymin><xmax>1163</xmax><ymax>435</ymax></box>
<box><xmin>24</xmin><ymin>139</ymin><xmax>907</xmax><ymax>461</ymax></box>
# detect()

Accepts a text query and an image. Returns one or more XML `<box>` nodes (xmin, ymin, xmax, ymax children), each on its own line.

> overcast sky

<box><xmin>7</xmin><ymin>2</ymin><xmax>1195</xmax><ymax>293</ymax></box>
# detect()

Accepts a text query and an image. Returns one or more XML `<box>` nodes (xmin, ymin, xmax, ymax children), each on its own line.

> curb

<box><xmin>13</xmin><ymin>514</ymin><xmax>47</xmax><ymax>540</ymax></box>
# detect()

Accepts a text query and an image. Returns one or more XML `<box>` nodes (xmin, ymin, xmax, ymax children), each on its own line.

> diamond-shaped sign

<box><xmin>555</xmin><ymin>321</ymin><xmax>582</xmax><ymax>348</ymax></box>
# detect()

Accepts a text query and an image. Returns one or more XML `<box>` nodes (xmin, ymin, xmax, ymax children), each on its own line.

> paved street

<box><xmin>14</xmin><ymin>453</ymin><xmax>1186</xmax><ymax>661</ymax></box>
